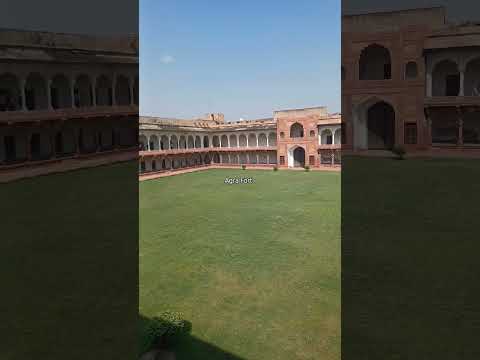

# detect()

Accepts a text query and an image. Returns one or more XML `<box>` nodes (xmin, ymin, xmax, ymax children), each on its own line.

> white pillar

<box><xmin>459</xmin><ymin>69</ymin><xmax>465</xmax><ymax>96</ymax></box>
<box><xmin>426</xmin><ymin>72</ymin><xmax>432</xmax><ymax>97</ymax></box>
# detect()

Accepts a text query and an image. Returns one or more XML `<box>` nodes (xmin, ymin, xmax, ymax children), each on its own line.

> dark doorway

<box><xmin>293</xmin><ymin>147</ymin><xmax>305</xmax><ymax>168</ymax></box>
<box><xmin>446</xmin><ymin>74</ymin><xmax>460</xmax><ymax>96</ymax></box>
<box><xmin>367</xmin><ymin>102</ymin><xmax>395</xmax><ymax>149</ymax></box>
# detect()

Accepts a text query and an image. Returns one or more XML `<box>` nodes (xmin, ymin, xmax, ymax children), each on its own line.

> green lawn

<box><xmin>1</xmin><ymin>161</ymin><xmax>138</xmax><ymax>360</ymax></box>
<box><xmin>139</xmin><ymin>169</ymin><xmax>340</xmax><ymax>360</ymax></box>
<box><xmin>342</xmin><ymin>156</ymin><xmax>480</xmax><ymax>359</ymax></box>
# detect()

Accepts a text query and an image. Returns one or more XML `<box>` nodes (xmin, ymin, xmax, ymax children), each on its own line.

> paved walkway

<box><xmin>139</xmin><ymin>164</ymin><xmax>341</xmax><ymax>181</ymax></box>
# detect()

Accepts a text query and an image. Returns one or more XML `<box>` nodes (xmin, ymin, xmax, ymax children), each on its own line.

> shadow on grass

<box><xmin>139</xmin><ymin>314</ymin><xmax>245</xmax><ymax>360</ymax></box>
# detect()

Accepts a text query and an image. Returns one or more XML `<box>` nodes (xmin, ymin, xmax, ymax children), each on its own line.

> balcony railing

<box><xmin>0</xmin><ymin>105</ymin><xmax>138</xmax><ymax>124</ymax></box>
<box><xmin>424</xmin><ymin>96</ymin><xmax>480</xmax><ymax>107</ymax></box>
<box><xmin>140</xmin><ymin>146</ymin><xmax>277</xmax><ymax>157</ymax></box>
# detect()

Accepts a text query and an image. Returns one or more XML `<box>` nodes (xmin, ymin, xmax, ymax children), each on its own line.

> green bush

<box><xmin>241</xmin><ymin>164</ymin><xmax>246</xmax><ymax>170</ymax></box>
<box><xmin>273</xmin><ymin>166</ymin><xmax>278</xmax><ymax>171</ymax></box>
<box><xmin>139</xmin><ymin>312</ymin><xmax>191</xmax><ymax>356</ymax></box>
<box><xmin>392</xmin><ymin>145</ymin><xmax>406</xmax><ymax>160</ymax></box>
<box><xmin>304</xmin><ymin>165</ymin><xmax>310</xmax><ymax>172</ymax></box>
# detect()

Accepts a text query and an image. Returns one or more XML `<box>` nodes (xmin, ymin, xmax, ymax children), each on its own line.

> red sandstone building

<box><xmin>342</xmin><ymin>7</ymin><xmax>480</xmax><ymax>152</ymax></box>
<box><xmin>0</xmin><ymin>29</ymin><xmax>138</xmax><ymax>181</ymax></box>
<box><xmin>139</xmin><ymin>107</ymin><xmax>341</xmax><ymax>174</ymax></box>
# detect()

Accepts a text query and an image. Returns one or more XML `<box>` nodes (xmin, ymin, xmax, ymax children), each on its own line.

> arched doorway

<box><xmin>293</xmin><ymin>147</ymin><xmax>305</xmax><ymax>167</ymax></box>
<box><xmin>288</xmin><ymin>146</ymin><xmax>305</xmax><ymax>168</ymax></box>
<box><xmin>367</xmin><ymin>101</ymin><xmax>395</xmax><ymax>149</ymax></box>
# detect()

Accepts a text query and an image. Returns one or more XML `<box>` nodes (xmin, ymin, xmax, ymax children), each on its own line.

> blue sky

<box><xmin>140</xmin><ymin>0</ymin><xmax>340</xmax><ymax>120</ymax></box>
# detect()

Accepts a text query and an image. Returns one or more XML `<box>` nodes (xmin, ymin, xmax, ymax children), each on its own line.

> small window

<box><xmin>309</xmin><ymin>130</ymin><xmax>315</xmax><ymax>137</ymax></box>
<box><xmin>279</xmin><ymin>156</ymin><xmax>285</xmax><ymax>165</ymax></box>
<box><xmin>404</xmin><ymin>123</ymin><xmax>417</xmax><ymax>144</ymax></box>
<box><xmin>405</xmin><ymin>61</ymin><xmax>418</xmax><ymax>79</ymax></box>
<box><xmin>309</xmin><ymin>155</ymin><xmax>315</xmax><ymax>165</ymax></box>
<box><xmin>280</xmin><ymin>132</ymin><xmax>285</xmax><ymax>139</ymax></box>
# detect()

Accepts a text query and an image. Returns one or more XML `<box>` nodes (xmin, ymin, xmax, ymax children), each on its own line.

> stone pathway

<box><xmin>139</xmin><ymin>164</ymin><xmax>341</xmax><ymax>181</ymax></box>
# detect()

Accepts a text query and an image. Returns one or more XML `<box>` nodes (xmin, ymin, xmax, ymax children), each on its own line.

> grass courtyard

<box><xmin>139</xmin><ymin>169</ymin><xmax>341</xmax><ymax>360</ymax></box>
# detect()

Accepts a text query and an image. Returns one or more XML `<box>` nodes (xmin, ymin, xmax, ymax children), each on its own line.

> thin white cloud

<box><xmin>160</xmin><ymin>55</ymin><xmax>175</xmax><ymax>64</ymax></box>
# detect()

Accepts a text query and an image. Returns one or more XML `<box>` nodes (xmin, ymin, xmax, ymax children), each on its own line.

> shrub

<box><xmin>304</xmin><ymin>165</ymin><xmax>310</xmax><ymax>172</ymax></box>
<box><xmin>273</xmin><ymin>166</ymin><xmax>278</xmax><ymax>171</ymax></box>
<box><xmin>392</xmin><ymin>145</ymin><xmax>406</xmax><ymax>160</ymax></box>
<box><xmin>139</xmin><ymin>311</ymin><xmax>191</xmax><ymax>356</ymax></box>
<box><xmin>241</xmin><ymin>164</ymin><xmax>246</xmax><ymax>170</ymax></box>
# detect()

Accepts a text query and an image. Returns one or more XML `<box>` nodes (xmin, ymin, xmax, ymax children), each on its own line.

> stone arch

<box><xmin>321</xmin><ymin>129</ymin><xmax>333</xmax><ymax>145</ymax></box>
<box><xmin>465</xmin><ymin>57</ymin><xmax>480</xmax><ymax>96</ymax></box>
<box><xmin>268</xmin><ymin>132</ymin><xmax>276</xmax><ymax>146</ymax></box>
<box><xmin>229</xmin><ymin>134</ymin><xmax>238</xmax><ymax>147</ymax></box>
<box><xmin>334</xmin><ymin>128</ymin><xmax>341</xmax><ymax>145</ymax></box>
<box><xmin>50</xmin><ymin>74</ymin><xmax>71</xmax><ymax>109</ymax></box>
<box><xmin>359</xmin><ymin>44</ymin><xmax>392</xmax><ymax>80</ymax></box>
<box><xmin>432</xmin><ymin>59</ymin><xmax>460</xmax><ymax>96</ymax></box>
<box><xmin>231</xmin><ymin>154</ymin><xmax>239</xmax><ymax>164</ymax></box>
<box><xmin>352</xmin><ymin>96</ymin><xmax>396</xmax><ymax>150</ymax></box>
<box><xmin>239</xmin><ymin>134</ymin><xmax>247</xmax><ymax>147</ymax></box>
<box><xmin>187</xmin><ymin>135</ymin><xmax>194</xmax><ymax>148</ymax></box>
<box><xmin>179</xmin><ymin>135</ymin><xmax>186</xmax><ymax>149</ymax></box>
<box><xmin>221</xmin><ymin>134</ymin><xmax>228</xmax><ymax>147</ymax></box>
<box><xmin>213</xmin><ymin>152</ymin><xmax>220</xmax><ymax>164</ymax></box>
<box><xmin>96</xmin><ymin>75</ymin><xmax>113</xmax><ymax>106</ymax></box>
<box><xmin>24</xmin><ymin>73</ymin><xmax>48</xmax><ymax>110</ymax></box>
<box><xmin>170</xmin><ymin>135</ymin><xmax>178</xmax><ymax>149</ymax></box>
<box><xmin>74</xmin><ymin>74</ymin><xmax>92</xmax><ymax>107</ymax></box>
<box><xmin>0</xmin><ymin>73</ymin><xmax>21</xmax><ymax>111</ymax></box>
<box><xmin>139</xmin><ymin>134</ymin><xmax>148</xmax><ymax>150</ymax></box>
<box><xmin>212</xmin><ymin>135</ymin><xmax>220</xmax><ymax>147</ymax></box>
<box><xmin>405</xmin><ymin>61</ymin><xmax>418</xmax><ymax>79</ymax></box>
<box><xmin>149</xmin><ymin>135</ymin><xmax>159</xmax><ymax>150</ymax></box>
<box><xmin>290</xmin><ymin>122</ymin><xmax>304</xmax><ymax>138</ymax></box>
<box><xmin>160</xmin><ymin>135</ymin><xmax>169</xmax><ymax>150</ymax></box>
<box><xmin>248</xmin><ymin>133</ymin><xmax>257</xmax><ymax>147</ymax></box>
<box><xmin>288</xmin><ymin>145</ymin><xmax>305</xmax><ymax>168</ymax></box>
<box><xmin>203</xmin><ymin>135</ymin><xmax>209</xmax><ymax>148</ymax></box>
<box><xmin>115</xmin><ymin>75</ymin><xmax>131</xmax><ymax>105</ymax></box>
<box><xmin>195</xmin><ymin>135</ymin><xmax>201</xmax><ymax>148</ymax></box>
<box><xmin>367</xmin><ymin>101</ymin><xmax>395</xmax><ymax>149</ymax></box>
<box><xmin>258</xmin><ymin>133</ymin><xmax>267</xmax><ymax>146</ymax></box>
